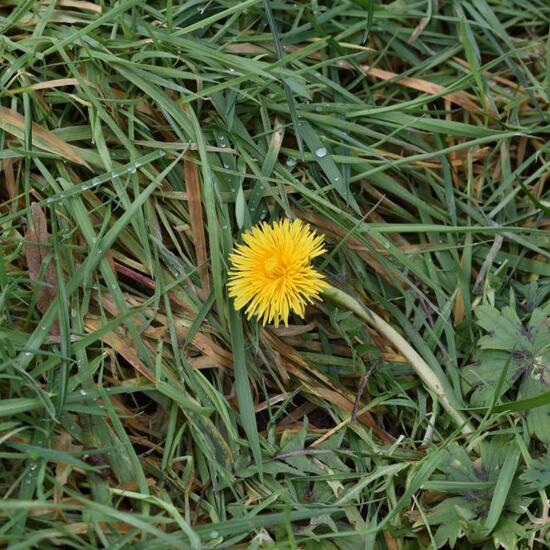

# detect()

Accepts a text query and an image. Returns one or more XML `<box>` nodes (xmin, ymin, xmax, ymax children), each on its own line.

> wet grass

<box><xmin>1</xmin><ymin>1</ymin><xmax>550</xmax><ymax>548</ymax></box>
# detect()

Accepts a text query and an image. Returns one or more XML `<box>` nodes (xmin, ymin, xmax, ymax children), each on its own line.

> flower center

<box><xmin>264</xmin><ymin>257</ymin><xmax>286</xmax><ymax>279</ymax></box>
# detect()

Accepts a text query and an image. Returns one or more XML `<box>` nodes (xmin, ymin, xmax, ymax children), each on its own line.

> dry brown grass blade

<box><xmin>144</xmin><ymin>320</ymin><xmax>233</xmax><ymax>369</ymax></box>
<box><xmin>184</xmin><ymin>157</ymin><xmax>210</xmax><ymax>299</ymax></box>
<box><xmin>0</xmin><ymin>107</ymin><xmax>90</xmax><ymax>168</ymax></box>
<box><xmin>9</xmin><ymin>78</ymin><xmax>80</xmax><ymax>94</ymax></box>
<box><xmin>112</xmin><ymin>261</ymin><xmax>189</xmax><ymax>310</ymax></box>
<box><xmin>341</xmin><ymin>62</ymin><xmax>491</xmax><ymax>116</ymax></box>
<box><xmin>368</xmin><ymin>145</ymin><xmax>492</xmax><ymax>169</ymax></box>
<box><xmin>54</xmin><ymin>0</ymin><xmax>102</xmax><ymax>12</ymax></box>
<box><xmin>53</xmin><ymin>432</ymin><xmax>74</xmax><ymax>507</ymax></box>
<box><xmin>294</xmin><ymin>361</ymin><xmax>394</xmax><ymax>442</ymax></box>
<box><xmin>224</xmin><ymin>43</ymin><xmax>487</xmax><ymax>115</ymax></box>
<box><xmin>264</xmin><ymin>331</ymin><xmax>394</xmax><ymax>442</ymax></box>
<box><xmin>307</xmin><ymin>385</ymin><xmax>393</xmax><ymax>441</ymax></box>
<box><xmin>24</xmin><ymin>203</ymin><xmax>59</xmax><ymax>335</ymax></box>
<box><xmin>2</xmin><ymin>157</ymin><xmax>18</xmax><ymax>200</ymax></box>
<box><xmin>84</xmin><ymin>318</ymin><xmax>155</xmax><ymax>382</ymax></box>
<box><xmin>297</xmin><ymin>208</ymin><xmax>400</xmax><ymax>286</ymax></box>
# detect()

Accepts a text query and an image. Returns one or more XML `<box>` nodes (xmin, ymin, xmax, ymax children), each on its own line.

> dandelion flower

<box><xmin>228</xmin><ymin>219</ymin><xmax>329</xmax><ymax>327</ymax></box>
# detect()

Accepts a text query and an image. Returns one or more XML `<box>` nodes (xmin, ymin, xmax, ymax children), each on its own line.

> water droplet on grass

<box><xmin>314</xmin><ymin>147</ymin><xmax>327</xmax><ymax>158</ymax></box>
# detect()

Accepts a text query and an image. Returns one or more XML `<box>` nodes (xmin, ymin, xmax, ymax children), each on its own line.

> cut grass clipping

<box><xmin>1</xmin><ymin>0</ymin><xmax>550</xmax><ymax>548</ymax></box>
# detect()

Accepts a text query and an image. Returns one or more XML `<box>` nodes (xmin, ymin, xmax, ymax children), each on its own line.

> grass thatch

<box><xmin>1</xmin><ymin>1</ymin><xmax>550</xmax><ymax>548</ymax></box>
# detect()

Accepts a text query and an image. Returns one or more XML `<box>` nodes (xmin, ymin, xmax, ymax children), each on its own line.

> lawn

<box><xmin>1</xmin><ymin>0</ymin><xmax>550</xmax><ymax>548</ymax></box>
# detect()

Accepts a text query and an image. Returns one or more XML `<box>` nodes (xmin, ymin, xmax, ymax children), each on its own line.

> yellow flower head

<box><xmin>228</xmin><ymin>219</ymin><xmax>329</xmax><ymax>327</ymax></box>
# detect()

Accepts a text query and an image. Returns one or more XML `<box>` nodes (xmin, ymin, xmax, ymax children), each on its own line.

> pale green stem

<box><xmin>323</xmin><ymin>285</ymin><xmax>475</xmax><ymax>437</ymax></box>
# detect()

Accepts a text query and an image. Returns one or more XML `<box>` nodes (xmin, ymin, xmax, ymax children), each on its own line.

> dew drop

<box><xmin>29</xmin><ymin>462</ymin><xmax>37</xmax><ymax>471</ymax></box>
<box><xmin>97</xmin><ymin>248</ymin><xmax>102</xmax><ymax>255</ymax></box>
<box><xmin>209</xmin><ymin>531</ymin><xmax>219</xmax><ymax>539</ymax></box>
<box><xmin>130</xmin><ymin>167</ymin><xmax>137</xmax><ymax>174</ymax></box>
<box><xmin>314</xmin><ymin>147</ymin><xmax>328</xmax><ymax>158</ymax></box>
<box><xmin>91</xmin><ymin>177</ymin><xmax>101</xmax><ymax>186</ymax></box>
<box><xmin>40</xmin><ymin>324</ymin><xmax>47</xmax><ymax>331</ymax></box>
<box><xmin>71</xmin><ymin>308</ymin><xmax>77</xmax><ymax>317</ymax></box>
<box><xmin>286</xmin><ymin>157</ymin><xmax>297</xmax><ymax>168</ymax></box>
<box><xmin>24</xmin><ymin>352</ymin><xmax>32</xmax><ymax>357</ymax></box>
<box><xmin>111</xmin><ymin>283</ymin><xmax>117</xmax><ymax>290</ymax></box>
<box><xmin>79</xmin><ymin>389</ymin><xmax>87</xmax><ymax>396</ymax></box>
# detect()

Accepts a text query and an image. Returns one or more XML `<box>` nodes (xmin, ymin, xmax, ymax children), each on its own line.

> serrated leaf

<box><xmin>475</xmin><ymin>306</ymin><xmax>530</xmax><ymax>352</ymax></box>
<box><xmin>428</xmin><ymin>497</ymin><xmax>476</xmax><ymax>548</ymax></box>
<box><xmin>528</xmin><ymin>301</ymin><xmax>550</xmax><ymax>350</ymax></box>
<box><xmin>520</xmin><ymin>373</ymin><xmax>550</xmax><ymax>442</ymax></box>
<box><xmin>492</xmin><ymin>514</ymin><xmax>526</xmax><ymax>550</ymax></box>
<box><xmin>277</xmin><ymin>420</ymin><xmax>324</xmax><ymax>475</ymax></box>
<box><xmin>472</xmin><ymin>304</ymin><xmax>550</xmax><ymax>441</ymax></box>
<box><xmin>520</xmin><ymin>454</ymin><xmax>550</xmax><ymax>491</ymax></box>
<box><xmin>463</xmin><ymin>351</ymin><xmax>516</xmax><ymax>406</ymax></box>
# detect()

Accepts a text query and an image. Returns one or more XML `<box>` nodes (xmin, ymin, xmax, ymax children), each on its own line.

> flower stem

<box><xmin>323</xmin><ymin>285</ymin><xmax>475</xmax><ymax>436</ymax></box>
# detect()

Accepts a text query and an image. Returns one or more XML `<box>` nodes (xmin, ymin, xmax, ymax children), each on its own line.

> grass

<box><xmin>1</xmin><ymin>0</ymin><xmax>550</xmax><ymax>548</ymax></box>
